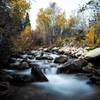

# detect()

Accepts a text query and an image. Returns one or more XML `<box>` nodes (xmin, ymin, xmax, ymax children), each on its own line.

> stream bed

<box><xmin>7</xmin><ymin>53</ymin><xmax>100</xmax><ymax>100</ymax></box>
<box><xmin>9</xmin><ymin>71</ymin><xmax>100</xmax><ymax>100</ymax></box>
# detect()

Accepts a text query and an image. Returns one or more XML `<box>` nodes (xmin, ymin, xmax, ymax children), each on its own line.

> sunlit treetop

<box><xmin>8</xmin><ymin>0</ymin><xmax>30</xmax><ymax>19</ymax></box>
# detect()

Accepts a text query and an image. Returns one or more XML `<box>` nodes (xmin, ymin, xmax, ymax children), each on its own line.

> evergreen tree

<box><xmin>0</xmin><ymin>0</ymin><xmax>17</xmax><ymax>66</ymax></box>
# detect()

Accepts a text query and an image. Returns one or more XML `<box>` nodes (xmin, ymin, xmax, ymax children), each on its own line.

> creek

<box><xmin>6</xmin><ymin>52</ymin><xmax>100</xmax><ymax>100</ymax></box>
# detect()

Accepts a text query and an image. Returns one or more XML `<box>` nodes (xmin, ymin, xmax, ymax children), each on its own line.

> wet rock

<box><xmin>20</xmin><ymin>62</ymin><xmax>29</xmax><ymax>69</ymax></box>
<box><xmin>30</xmin><ymin>50</ymin><xmax>40</xmax><ymax>57</ymax></box>
<box><xmin>8</xmin><ymin>58</ymin><xmax>16</xmax><ymax>63</ymax></box>
<box><xmin>0</xmin><ymin>82</ymin><xmax>10</xmax><ymax>99</ymax></box>
<box><xmin>31</xmin><ymin>65</ymin><xmax>48</xmax><ymax>82</ymax></box>
<box><xmin>26</xmin><ymin>59</ymin><xmax>34</xmax><ymax>64</ymax></box>
<box><xmin>85</xmin><ymin>47</ymin><xmax>100</xmax><ymax>66</ymax></box>
<box><xmin>89</xmin><ymin>75</ymin><xmax>100</xmax><ymax>85</ymax></box>
<box><xmin>54</xmin><ymin>56</ymin><xmax>68</xmax><ymax>64</ymax></box>
<box><xmin>52</xmin><ymin>47</ymin><xmax>59</xmax><ymax>52</ymax></box>
<box><xmin>9</xmin><ymin>61</ymin><xmax>29</xmax><ymax>70</ymax></box>
<box><xmin>83</xmin><ymin>63</ymin><xmax>100</xmax><ymax>76</ymax></box>
<box><xmin>16</xmin><ymin>58</ymin><xmax>24</xmax><ymax>62</ymax></box>
<box><xmin>21</xmin><ymin>54</ymin><xmax>34</xmax><ymax>60</ymax></box>
<box><xmin>36</xmin><ymin>56</ymin><xmax>53</xmax><ymax>60</ymax></box>
<box><xmin>29</xmin><ymin>63</ymin><xmax>39</xmax><ymax>68</ymax></box>
<box><xmin>57</xmin><ymin>58</ymin><xmax>87</xmax><ymax>73</ymax></box>
<box><xmin>43</xmin><ymin>48</ymin><xmax>51</xmax><ymax>52</ymax></box>
<box><xmin>11</xmin><ymin>53</ymin><xmax>22</xmax><ymax>59</ymax></box>
<box><xmin>9</xmin><ymin>74</ymin><xmax>34</xmax><ymax>85</ymax></box>
<box><xmin>82</xmin><ymin>63</ymin><xmax>94</xmax><ymax>73</ymax></box>
<box><xmin>0</xmin><ymin>73</ymin><xmax>13</xmax><ymax>82</ymax></box>
<box><xmin>20</xmin><ymin>54</ymin><xmax>28</xmax><ymax>59</ymax></box>
<box><xmin>57</xmin><ymin>46</ymin><xmax>88</xmax><ymax>58</ymax></box>
<box><xmin>28</xmin><ymin>55</ymin><xmax>34</xmax><ymax>59</ymax></box>
<box><xmin>0</xmin><ymin>70</ymin><xmax>34</xmax><ymax>85</ymax></box>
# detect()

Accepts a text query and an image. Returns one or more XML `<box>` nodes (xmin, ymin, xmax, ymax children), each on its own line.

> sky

<box><xmin>29</xmin><ymin>0</ymin><xmax>89</xmax><ymax>30</ymax></box>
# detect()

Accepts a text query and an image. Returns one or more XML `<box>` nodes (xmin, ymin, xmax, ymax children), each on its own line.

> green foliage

<box><xmin>0</xmin><ymin>0</ymin><xmax>31</xmax><ymax>66</ymax></box>
<box><xmin>0</xmin><ymin>1</ymin><xmax>18</xmax><ymax>65</ymax></box>
<box><xmin>24</xmin><ymin>13</ymin><xmax>31</xmax><ymax>28</ymax></box>
<box><xmin>12</xmin><ymin>21</ymin><xmax>32</xmax><ymax>52</ymax></box>
<box><xmin>8</xmin><ymin>0</ymin><xmax>31</xmax><ymax>53</ymax></box>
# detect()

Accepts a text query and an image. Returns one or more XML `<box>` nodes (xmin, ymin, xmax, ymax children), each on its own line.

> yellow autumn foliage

<box><xmin>67</xmin><ymin>16</ymin><xmax>77</xmax><ymax>27</ymax></box>
<box><xmin>86</xmin><ymin>25</ymin><xmax>97</xmax><ymax>46</ymax></box>
<box><xmin>12</xmin><ymin>25</ymin><xmax>32</xmax><ymax>52</ymax></box>
<box><xmin>56</xmin><ymin>12</ymin><xmax>66</xmax><ymax>27</ymax></box>
<box><xmin>9</xmin><ymin>0</ymin><xmax>30</xmax><ymax>18</ymax></box>
<box><xmin>36</xmin><ymin>8</ymin><xmax>50</xmax><ymax>33</ymax></box>
<box><xmin>21</xmin><ymin>25</ymin><xmax>31</xmax><ymax>37</ymax></box>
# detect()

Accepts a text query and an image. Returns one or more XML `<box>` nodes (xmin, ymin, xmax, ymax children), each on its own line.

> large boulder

<box><xmin>57</xmin><ymin>58</ymin><xmax>87</xmax><ymax>73</ymax></box>
<box><xmin>31</xmin><ymin>64</ymin><xmax>48</xmax><ymax>82</ymax></box>
<box><xmin>84</xmin><ymin>47</ymin><xmax>100</xmax><ymax>66</ymax></box>
<box><xmin>54</xmin><ymin>56</ymin><xmax>68</xmax><ymax>64</ymax></box>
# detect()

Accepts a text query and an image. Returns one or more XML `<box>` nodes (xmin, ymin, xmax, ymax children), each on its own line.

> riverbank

<box><xmin>0</xmin><ymin>45</ymin><xmax>100</xmax><ymax>100</ymax></box>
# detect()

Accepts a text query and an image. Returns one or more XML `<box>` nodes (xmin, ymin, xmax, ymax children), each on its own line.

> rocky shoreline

<box><xmin>0</xmin><ymin>45</ymin><xmax>100</xmax><ymax>99</ymax></box>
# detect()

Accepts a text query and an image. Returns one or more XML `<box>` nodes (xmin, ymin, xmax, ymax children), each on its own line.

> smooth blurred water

<box><xmin>33</xmin><ymin>74</ymin><xmax>95</xmax><ymax>95</ymax></box>
<box><xmin>5</xmin><ymin>53</ymin><xmax>100</xmax><ymax>100</ymax></box>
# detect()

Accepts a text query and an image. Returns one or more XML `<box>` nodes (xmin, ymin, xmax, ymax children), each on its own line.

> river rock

<box><xmin>29</xmin><ymin>63</ymin><xmax>39</xmax><ymax>68</ymax></box>
<box><xmin>82</xmin><ymin>63</ymin><xmax>94</xmax><ymax>73</ymax></box>
<box><xmin>0</xmin><ymin>82</ymin><xmax>10</xmax><ymax>99</ymax></box>
<box><xmin>83</xmin><ymin>65</ymin><xmax>100</xmax><ymax>76</ymax></box>
<box><xmin>9</xmin><ymin>61</ymin><xmax>29</xmax><ymax>70</ymax></box>
<box><xmin>20</xmin><ymin>54</ymin><xmax>28</xmax><ymax>59</ymax></box>
<box><xmin>89</xmin><ymin>75</ymin><xmax>100</xmax><ymax>85</ymax></box>
<box><xmin>52</xmin><ymin>47</ymin><xmax>59</xmax><ymax>52</ymax></box>
<box><xmin>43</xmin><ymin>48</ymin><xmax>51</xmax><ymax>52</ymax></box>
<box><xmin>9</xmin><ymin>74</ymin><xmax>34</xmax><ymax>85</ymax></box>
<box><xmin>0</xmin><ymin>73</ymin><xmax>13</xmax><ymax>82</ymax></box>
<box><xmin>0</xmin><ymin>70</ymin><xmax>35</xmax><ymax>85</ymax></box>
<box><xmin>31</xmin><ymin>65</ymin><xmax>48</xmax><ymax>82</ymax></box>
<box><xmin>54</xmin><ymin>56</ymin><xmax>68</xmax><ymax>64</ymax></box>
<box><xmin>21</xmin><ymin>54</ymin><xmax>34</xmax><ymax>60</ymax></box>
<box><xmin>36</xmin><ymin>56</ymin><xmax>53</xmax><ymax>60</ymax></box>
<box><xmin>57</xmin><ymin>58</ymin><xmax>87</xmax><ymax>73</ymax></box>
<box><xmin>8</xmin><ymin>58</ymin><xmax>16</xmax><ymax>63</ymax></box>
<box><xmin>85</xmin><ymin>47</ymin><xmax>100</xmax><ymax>66</ymax></box>
<box><xmin>20</xmin><ymin>62</ymin><xmax>29</xmax><ymax>69</ymax></box>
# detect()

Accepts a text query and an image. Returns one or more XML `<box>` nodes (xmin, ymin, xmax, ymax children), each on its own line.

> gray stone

<box><xmin>54</xmin><ymin>56</ymin><xmax>68</xmax><ymax>64</ymax></box>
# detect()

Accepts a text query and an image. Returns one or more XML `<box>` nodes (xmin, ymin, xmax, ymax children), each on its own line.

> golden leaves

<box><xmin>21</xmin><ymin>25</ymin><xmax>31</xmax><ymax>38</ymax></box>
<box><xmin>86</xmin><ymin>25</ymin><xmax>96</xmax><ymax>46</ymax></box>
<box><xmin>56</xmin><ymin>12</ymin><xmax>66</xmax><ymax>27</ymax></box>
<box><xmin>67</xmin><ymin>16</ymin><xmax>77</xmax><ymax>27</ymax></box>
<box><xmin>9</xmin><ymin>0</ymin><xmax>30</xmax><ymax>18</ymax></box>
<box><xmin>12</xmin><ymin>25</ymin><xmax>31</xmax><ymax>52</ymax></box>
<box><xmin>36</xmin><ymin>8</ymin><xmax>50</xmax><ymax>33</ymax></box>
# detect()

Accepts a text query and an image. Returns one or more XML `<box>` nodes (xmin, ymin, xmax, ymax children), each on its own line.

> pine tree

<box><xmin>0</xmin><ymin>0</ymin><xmax>17</xmax><ymax>66</ymax></box>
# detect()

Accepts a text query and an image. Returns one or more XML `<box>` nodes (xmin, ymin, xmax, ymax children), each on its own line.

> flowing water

<box><xmin>6</xmin><ymin>53</ymin><xmax>100</xmax><ymax>100</ymax></box>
